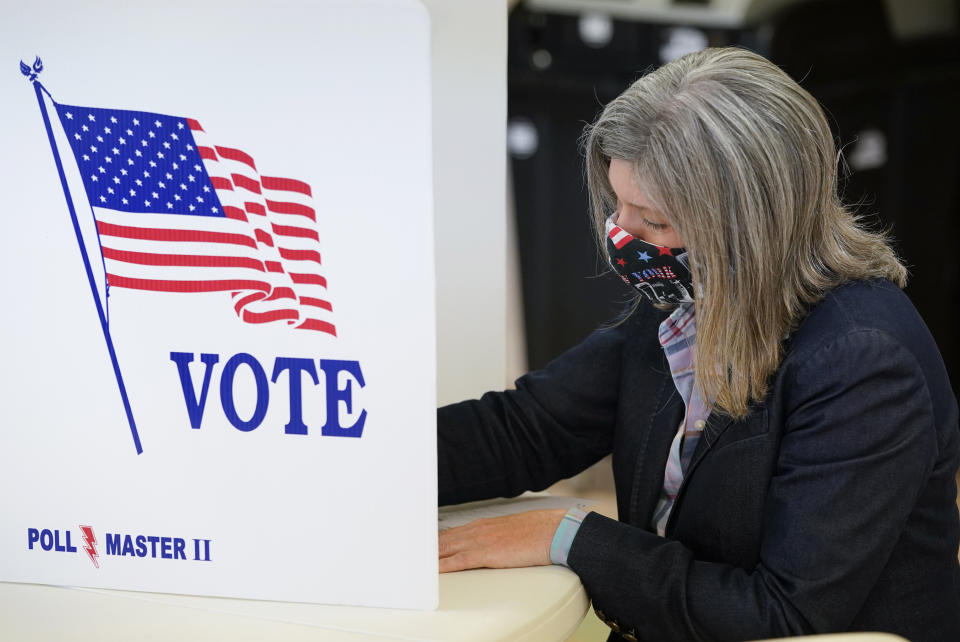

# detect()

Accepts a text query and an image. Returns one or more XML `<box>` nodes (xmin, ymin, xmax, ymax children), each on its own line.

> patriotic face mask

<box><xmin>605</xmin><ymin>214</ymin><xmax>694</xmax><ymax>305</ymax></box>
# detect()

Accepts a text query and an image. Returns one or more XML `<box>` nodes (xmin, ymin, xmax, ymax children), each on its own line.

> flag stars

<box><xmin>180</xmin><ymin>183</ymin><xmax>187</xmax><ymax>190</ymax></box>
<box><xmin>148</xmin><ymin>160</ymin><xmax>157</xmax><ymax>168</ymax></box>
<box><xmin>174</xmin><ymin>194</ymin><xmax>181</xmax><ymax>201</ymax></box>
<box><xmin>194</xmin><ymin>164</ymin><xmax>201</xmax><ymax>172</ymax></box>
<box><xmin>132</xmin><ymin>118</ymin><xmax>139</xmax><ymax>126</ymax></box>
<box><xmin>135</xmin><ymin>178</ymin><xmax>143</xmax><ymax>186</ymax></box>
<box><xmin>196</xmin><ymin>196</ymin><xmax>204</xmax><ymax>203</ymax></box>
<box><xmin>113</xmin><ymin>176</ymin><xmax>121</xmax><ymax>184</ymax></box>
<box><xmin>165</xmin><ymin>172</ymin><xmax>173</xmax><ymax>180</ymax></box>
<box><xmin>88</xmin><ymin>114</ymin><xmax>95</xmax><ymax>122</ymax></box>
<box><xmin>90</xmin><ymin>175</ymin><xmax>98</xmax><ymax>182</ymax></box>
<box><xmin>122</xmin><ymin>197</ymin><xmax>128</xmax><ymax>205</ymax></box>
<box><xmin>65</xmin><ymin>112</ymin><xmax>73</xmax><ymax>119</ymax></box>
<box><xmin>90</xmin><ymin>145</ymin><xmax>98</xmax><ymax>153</ymax></box>
<box><xmin>129</xmin><ymin>188</ymin><xmax>136</xmax><ymax>196</ymax></box>
<box><xmin>158</xmin><ymin>181</ymin><xmax>166</xmax><ymax>189</ymax></box>
<box><xmin>162</xmin><ymin>141</ymin><xmax>171</xmax><ymax>149</ymax></box>
<box><xmin>120</xmin><ymin>169</ymin><xmax>128</xmax><ymax>176</ymax></box>
<box><xmin>203</xmin><ymin>185</ymin><xmax>210</xmax><ymax>193</ymax></box>
<box><xmin>185</xmin><ymin>144</ymin><xmax>193</xmax><ymax>151</ymax></box>
<box><xmin>154</xmin><ymin>119</ymin><xmax>162</xmax><ymax>128</ymax></box>
<box><xmin>110</xmin><ymin>116</ymin><xmax>117</xmax><ymax>124</ymax></box>
<box><xmin>148</xmin><ymin>131</ymin><xmax>156</xmax><ymax>138</ymax></box>
<box><xmin>188</xmin><ymin>174</ymin><xmax>195</xmax><ymax>182</ymax></box>
<box><xmin>82</xmin><ymin>124</ymin><xmax>89</xmax><ymax>132</ymax></box>
<box><xmin>177</xmin><ymin>122</ymin><xmax>184</xmax><ymax>130</ymax></box>
<box><xmin>126</xmin><ymin>158</ymin><xmax>134</xmax><ymax>166</ymax></box>
<box><xmin>118</xmin><ymin>137</ymin><xmax>126</xmax><ymax>145</ymax></box>
<box><xmin>157</xmin><ymin>151</ymin><xmax>164</xmax><ymax>159</ymax></box>
<box><xmin>144</xmin><ymin>200</ymin><xmax>151</xmax><ymax>207</ymax></box>
<box><xmin>99</xmin><ymin>195</ymin><xmax>106</xmax><ymax>203</ymax></box>
<box><xmin>107</xmin><ymin>187</ymin><xmax>114</xmax><ymax>194</ymax></box>
<box><xmin>96</xmin><ymin>135</ymin><xmax>104</xmax><ymax>142</ymax></box>
<box><xmin>170</xmin><ymin>133</ymin><xmax>179</xmax><ymax>140</ymax></box>
<box><xmin>134</xmin><ymin>149</ymin><xmax>142</xmax><ymax>157</ymax></box>
<box><xmin>167</xmin><ymin>202</ymin><xmax>173</xmax><ymax>209</ymax></box>
<box><xmin>104</xmin><ymin>126</ymin><xmax>111</xmax><ymax>134</ymax></box>
<box><xmin>112</xmin><ymin>147</ymin><xmax>119</xmax><ymax>155</ymax></box>
<box><xmin>82</xmin><ymin>154</ymin><xmax>90</xmax><ymax>161</ymax></box>
<box><xmin>179</xmin><ymin>154</ymin><xmax>187</xmax><ymax>161</ymax></box>
<box><xmin>104</xmin><ymin>157</ymin><xmax>112</xmax><ymax>164</ymax></box>
<box><xmin>143</xmin><ymin>170</ymin><xmax>150</xmax><ymax>178</ymax></box>
<box><xmin>74</xmin><ymin>133</ymin><xmax>81</xmax><ymax>140</ymax></box>
<box><xmin>152</xmin><ymin>191</ymin><xmax>159</xmax><ymax>199</ymax></box>
<box><xmin>141</xmin><ymin>139</ymin><xmax>148</xmax><ymax>146</ymax></box>
<box><xmin>172</xmin><ymin>162</ymin><xmax>179</xmax><ymax>170</ymax></box>
<box><xmin>126</xmin><ymin>129</ymin><xmax>133</xmax><ymax>136</ymax></box>
<box><xmin>211</xmin><ymin>206</ymin><xmax>218</xmax><ymax>213</ymax></box>
<box><xmin>189</xmin><ymin>204</ymin><xmax>196</xmax><ymax>211</ymax></box>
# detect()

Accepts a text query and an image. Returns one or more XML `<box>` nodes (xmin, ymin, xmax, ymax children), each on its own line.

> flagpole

<box><xmin>29</xmin><ymin>73</ymin><xmax>144</xmax><ymax>455</ymax></box>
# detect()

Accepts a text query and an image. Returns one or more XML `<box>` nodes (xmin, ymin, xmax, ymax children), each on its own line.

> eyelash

<box><xmin>615</xmin><ymin>202</ymin><xmax>669</xmax><ymax>232</ymax></box>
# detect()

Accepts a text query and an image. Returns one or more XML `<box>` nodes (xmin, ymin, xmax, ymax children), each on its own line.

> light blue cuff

<box><xmin>549</xmin><ymin>507</ymin><xmax>589</xmax><ymax>567</ymax></box>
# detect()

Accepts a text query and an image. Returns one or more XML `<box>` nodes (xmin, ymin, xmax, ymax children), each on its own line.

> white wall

<box><xmin>422</xmin><ymin>1</ymin><xmax>510</xmax><ymax>405</ymax></box>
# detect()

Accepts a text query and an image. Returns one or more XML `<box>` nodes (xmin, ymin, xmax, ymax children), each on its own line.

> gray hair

<box><xmin>583</xmin><ymin>47</ymin><xmax>906</xmax><ymax>418</ymax></box>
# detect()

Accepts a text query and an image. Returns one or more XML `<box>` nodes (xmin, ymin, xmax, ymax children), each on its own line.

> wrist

<box><xmin>549</xmin><ymin>507</ymin><xmax>589</xmax><ymax>567</ymax></box>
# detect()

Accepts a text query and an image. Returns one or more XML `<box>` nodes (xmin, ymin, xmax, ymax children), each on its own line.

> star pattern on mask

<box><xmin>616</xmin><ymin>258</ymin><xmax>626</xmax><ymax>267</ymax></box>
<box><xmin>637</xmin><ymin>251</ymin><xmax>651</xmax><ymax>262</ymax></box>
<box><xmin>658</xmin><ymin>247</ymin><xmax>673</xmax><ymax>256</ymax></box>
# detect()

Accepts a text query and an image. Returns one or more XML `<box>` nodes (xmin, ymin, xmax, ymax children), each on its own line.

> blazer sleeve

<box><xmin>437</xmin><ymin>317</ymin><xmax>633</xmax><ymax>506</ymax></box>
<box><xmin>566</xmin><ymin>329</ymin><xmax>939</xmax><ymax>640</ymax></box>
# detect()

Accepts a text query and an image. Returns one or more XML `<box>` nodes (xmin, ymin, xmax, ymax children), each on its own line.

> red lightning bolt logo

<box><xmin>79</xmin><ymin>525</ymin><xmax>99</xmax><ymax>568</ymax></box>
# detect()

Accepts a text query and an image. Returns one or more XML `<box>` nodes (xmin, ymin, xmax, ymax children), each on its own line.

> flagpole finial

<box><xmin>19</xmin><ymin>56</ymin><xmax>43</xmax><ymax>82</ymax></box>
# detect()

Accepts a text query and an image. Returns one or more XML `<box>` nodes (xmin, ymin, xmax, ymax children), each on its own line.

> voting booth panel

<box><xmin>0</xmin><ymin>0</ymin><xmax>438</xmax><ymax>609</ymax></box>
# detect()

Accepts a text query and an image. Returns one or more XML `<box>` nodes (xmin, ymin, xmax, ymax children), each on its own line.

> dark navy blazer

<box><xmin>438</xmin><ymin>279</ymin><xmax>960</xmax><ymax>641</ymax></box>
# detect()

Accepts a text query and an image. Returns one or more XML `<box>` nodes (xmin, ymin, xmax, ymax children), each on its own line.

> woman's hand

<box><xmin>438</xmin><ymin>508</ymin><xmax>568</xmax><ymax>573</ymax></box>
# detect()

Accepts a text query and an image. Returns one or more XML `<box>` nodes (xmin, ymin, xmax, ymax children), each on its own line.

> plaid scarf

<box><xmin>651</xmin><ymin>303</ymin><xmax>711</xmax><ymax>537</ymax></box>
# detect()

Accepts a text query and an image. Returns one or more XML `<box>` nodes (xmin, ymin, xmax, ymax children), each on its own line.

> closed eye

<box><xmin>642</xmin><ymin>218</ymin><xmax>669</xmax><ymax>231</ymax></box>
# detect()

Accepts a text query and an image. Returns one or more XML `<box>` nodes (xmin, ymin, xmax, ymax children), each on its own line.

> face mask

<box><xmin>605</xmin><ymin>213</ymin><xmax>694</xmax><ymax>305</ymax></box>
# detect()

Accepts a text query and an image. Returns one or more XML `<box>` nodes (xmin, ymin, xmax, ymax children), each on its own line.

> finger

<box><xmin>438</xmin><ymin>527</ymin><xmax>474</xmax><ymax>558</ymax></box>
<box><xmin>438</xmin><ymin>553</ymin><xmax>463</xmax><ymax>573</ymax></box>
<box><xmin>438</xmin><ymin>531</ymin><xmax>451</xmax><ymax>557</ymax></box>
<box><xmin>438</xmin><ymin>518</ymin><xmax>489</xmax><ymax>556</ymax></box>
<box><xmin>438</xmin><ymin>534</ymin><xmax>460</xmax><ymax>559</ymax></box>
<box><xmin>439</xmin><ymin>551</ymin><xmax>483</xmax><ymax>574</ymax></box>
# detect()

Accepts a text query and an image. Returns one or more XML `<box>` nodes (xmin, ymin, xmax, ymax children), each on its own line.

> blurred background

<box><xmin>498</xmin><ymin>2</ymin><xmax>960</xmax><ymax>637</ymax></box>
<box><xmin>507</xmin><ymin>0</ymin><xmax>958</xmax><ymax>391</ymax></box>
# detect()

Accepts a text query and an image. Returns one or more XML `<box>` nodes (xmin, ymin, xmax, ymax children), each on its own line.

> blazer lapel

<box><xmin>627</xmin><ymin>372</ymin><xmax>685</xmax><ymax>527</ymax></box>
<box><xmin>660</xmin><ymin>411</ymin><xmax>735</xmax><ymax>535</ymax></box>
<box><xmin>685</xmin><ymin>411</ymin><xmax>735</xmax><ymax>477</ymax></box>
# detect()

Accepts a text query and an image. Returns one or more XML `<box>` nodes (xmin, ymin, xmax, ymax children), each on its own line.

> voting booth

<box><xmin>0</xmin><ymin>0</ymin><xmax>438</xmax><ymax>610</ymax></box>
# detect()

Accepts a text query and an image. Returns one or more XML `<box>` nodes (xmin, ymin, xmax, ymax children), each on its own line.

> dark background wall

<box><xmin>508</xmin><ymin>0</ymin><xmax>960</xmax><ymax>401</ymax></box>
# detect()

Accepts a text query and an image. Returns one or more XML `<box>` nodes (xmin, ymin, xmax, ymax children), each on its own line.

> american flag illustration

<box><xmin>54</xmin><ymin>103</ymin><xmax>335</xmax><ymax>336</ymax></box>
<box><xmin>607</xmin><ymin>222</ymin><xmax>634</xmax><ymax>249</ymax></box>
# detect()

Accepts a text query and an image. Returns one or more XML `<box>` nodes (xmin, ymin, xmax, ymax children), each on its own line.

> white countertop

<box><xmin>0</xmin><ymin>565</ymin><xmax>588</xmax><ymax>641</ymax></box>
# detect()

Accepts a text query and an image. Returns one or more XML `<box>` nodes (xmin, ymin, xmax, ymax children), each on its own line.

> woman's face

<box><xmin>608</xmin><ymin>158</ymin><xmax>683</xmax><ymax>248</ymax></box>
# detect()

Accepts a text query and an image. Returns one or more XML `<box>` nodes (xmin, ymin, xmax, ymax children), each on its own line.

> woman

<box><xmin>436</xmin><ymin>48</ymin><xmax>960</xmax><ymax>641</ymax></box>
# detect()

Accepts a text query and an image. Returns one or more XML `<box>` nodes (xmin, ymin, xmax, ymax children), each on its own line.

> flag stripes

<box><xmin>54</xmin><ymin>101</ymin><xmax>336</xmax><ymax>336</ymax></box>
<box><xmin>607</xmin><ymin>223</ymin><xmax>635</xmax><ymax>249</ymax></box>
